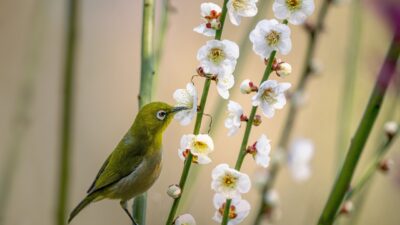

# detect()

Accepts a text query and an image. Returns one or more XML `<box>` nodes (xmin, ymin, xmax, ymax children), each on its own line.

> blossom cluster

<box><xmin>170</xmin><ymin>0</ymin><xmax>315</xmax><ymax>224</ymax></box>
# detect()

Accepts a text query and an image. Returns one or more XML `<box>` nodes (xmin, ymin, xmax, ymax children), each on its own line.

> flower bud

<box><xmin>240</xmin><ymin>79</ymin><xmax>257</xmax><ymax>94</ymax></box>
<box><xmin>240</xmin><ymin>114</ymin><xmax>249</xmax><ymax>122</ymax></box>
<box><xmin>263</xmin><ymin>189</ymin><xmax>280</xmax><ymax>207</ymax></box>
<box><xmin>384</xmin><ymin>121</ymin><xmax>398</xmax><ymax>138</ymax></box>
<box><xmin>196</xmin><ymin>67</ymin><xmax>205</xmax><ymax>76</ymax></box>
<box><xmin>378</xmin><ymin>158</ymin><xmax>394</xmax><ymax>173</ymax></box>
<box><xmin>253</xmin><ymin>115</ymin><xmax>262</xmax><ymax>126</ymax></box>
<box><xmin>167</xmin><ymin>184</ymin><xmax>181</xmax><ymax>199</ymax></box>
<box><xmin>339</xmin><ymin>201</ymin><xmax>354</xmax><ymax>215</ymax></box>
<box><xmin>275</xmin><ymin>62</ymin><xmax>292</xmax><ymax>77</ymax></box>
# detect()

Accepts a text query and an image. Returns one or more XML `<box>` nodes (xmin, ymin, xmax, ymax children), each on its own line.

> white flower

<box><xmin>217</xmin><ymin>73</ymin><xmax>235</xmax><ymax>99</ymax></box>
<box><xmin>211</xmin><ymin>164</ymin><xmax>251</xmax><ymax>198</ymax></box>
<box><xmin>249</xmin><ymin>19</ymin><xmax>292</xmax><ymax>59</ymax></box>
<box><xmin>197</xmin><ymin>39</ymin><xmax>239</xmax><ymax>75</ymax></box>
<box><xmin>251</xmin><ymin>134</ymin><xmax>271</xmax><ymax>168</ymax></box>
<box><xmin>276</xmin><ymin>62</ymin><xmax>292</xmax><ymax>77</ymax></box>
<box><xmin>173</xmin><ymin>83</ymin><xmax>198</xmax><ymax>126</ymax></box>
<box><xmin>240</xmin><ymin>79</ymin><xmax>253</xmax><ymax>94</ymax></box>
<box><xmin>224</xmin><ymin>101</ymin><xmax>244</xmax><ymax>136</ymax></box>
<box><xmin>272</xmin><ymin>0</ymin><xmax>315</xmax><ymax>25</ymax></box>
<box><xmin>288</xmin><ymin>138</ymin><xmax>314</xmax><ymax>182</ymax></box>
<box><xmin>178</xmin><ymin>134</ymin><xmax>214</xmax><ymax>164</ymax></box>
<box><xmin>174</xmin><ymin>214</ymin><xmax>196</xmax><ymax>225</ymax></box>
<box><xmin>252</xmin><ymin>80</ymin><xmax>291</xmax><ymax>118</ymax></box>
<box><xmin>194</xmin><ymin>2</ymin><xmax>222</xmax><ymax>37</ymax></box>
<box><xmin>212</xmin><ymin>193</ymin><xmax>251</xmax><ymax>225</ymax></box>
<box><xmin>227</xmin><ymin>0</ymin><xmax>258</xmax><ymax>26</ymax></box>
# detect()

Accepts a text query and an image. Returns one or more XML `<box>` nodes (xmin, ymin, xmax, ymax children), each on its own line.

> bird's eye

<box><xmin>156</xmin><ymin>110</ymin><xmax>167</xmax><ymax>121</ymax></box>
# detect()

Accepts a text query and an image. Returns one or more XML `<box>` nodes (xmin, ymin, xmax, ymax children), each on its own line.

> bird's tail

<box><xmin>68</xmin><ymin>194</ymin><xmax>97</xmax><ymax>223</ymax></box>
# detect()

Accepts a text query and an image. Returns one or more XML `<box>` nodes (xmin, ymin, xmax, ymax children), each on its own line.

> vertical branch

<box><xmin>138</xmin><ymin>0</ymin><xmax>155</xmax><ymax>108</ymax></box>
<box><xmin>0</xmin><ymin>1</ymin><xmax>47</xmax><ymax>224</ymax></box>
<box><xmin>133</xmin><ymin>0</ymin><xmax>155</xmax><ymax>224</ymax></box>
<box><xmin>221</xmin><ymin>50</ymin><xmax>277</xmax><ymax>225</ymax></box>
<box><xmin>317</xmin><ymin>35</ymin><xmax>400</xmax><ymax>225</ymax></box>
<box><xmin>165</xmin><ymin>1</ymin><xmax>229</xmax><ymax>224</ymax></box>
<box><xmin>152</xmin><ymin>0</ymin><xmax>171</xmax><ymax>96</ymax></box>
<box><xmin>56</xmin><ymin>0</ymin><xmax>79</xmax><ymax>225</ymax></box>
<box><xmin>336</xmin><ymin>0</ymin><xmax>363</xmax><ymax>168</ymax></box>
<box><xmin>209</xmin><ymin>0</ymin><xmax>271</xmax><ymax>133</ymax></box>
<box><xmin>254</xmin><ymin>1</ymin><xmax>332</xmax><ymax>224</ymax></box>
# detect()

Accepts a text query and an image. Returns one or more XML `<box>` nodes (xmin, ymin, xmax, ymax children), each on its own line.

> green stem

<box><xmin>133</xmin><ymin>0</ymin><xmax>156</xmax><ymax>224</ymax></box>
<box><xmin>0</xmin><ymin>1</ymin><xmax>47</xmax><ymax>224</ymax></box>
<box><xmin>336</xmin><ymin>0</ymin><xmax>363</xmax><ymax>170</ymax></box>
<box><xmin>165</xmin><ymin>1</ymin><xmax>229</xmax><ymax>224</ymax></box>
<box><xmin>337</xmin><ymin>126</ymin><xmax>399</xmax><ymax>220</ymax></box>
<box><xmin>253</xmin><ymin>1</ymin><xmax>332</xmax><ymax>224</ymax></box>
<box><xmin>138</xmin><ymin>0</ymin><xmax>155</xmax><ymax>108</ymax></box>
<box><xmin>152</xmin><ymin>0</ymin><xmax>170</xmax><ymax>97</ymax></box>
<box><xmin>56</xmin><ymin>1</ymin><xmax>79</xmax><ymax>225</ymax></box>
<box><xmin>221</xmin><ymin>50</ymin><xmax>277</xmax><ymax>225</ymax></box>
<box><xmin>317</xmin><ymin>35</ymin><xmax>400</xmax><ymax>225</ymax></box>
<box><xmin>342</xmin><ymin>88</ymin><xmax>400</xmax><ymax>225</ymax></box>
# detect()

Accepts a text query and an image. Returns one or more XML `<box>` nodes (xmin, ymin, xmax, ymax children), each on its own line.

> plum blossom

<box><xmin>227</xmin><ymin>0</ymin><xmax>259</xmax><ymax>26</ymax></box>
<box><xmin>173</xmin><ymin>83</ymin><xmax>198</xmax><ymax>125</ymax></box>
<box><xmin>224</xmin><ymin>101</ymin><xmax>244</xmax><ymax>136</ymax></box>
<box><xmin>249</xmin><ymin>19</ymin><xmax>292</xmax><ymax>59</ymax></box>
<box><xmin>288</xmin><ymin>138</ymin><xmax>314</xmax><ymax>181</ymax></box>
<box><xmin>197</xmin><ymin>39</ymin><xmax>239</xmax><ymax>75</ymax></box>
<box><xmin>212</xmin><ymin>193</ymin><xmax>251</xmax><ymax>225</ymax></box>
<box><xmin>174</xmin><ymin>214</ymin><xmax>196</xmax><ymax>225</ymax></box>
<box><xmin>248</xmin><ymin>134</ymin><xmax>271</xmax><ymax>168</ymax></box>
<box><xmin>194</xmin><ymin>2</ymin><xmax>222</xmax><ymax>37</ymax></box>
<box><xmin>272</xmin><ymin>0</ymin><xmax>315</xmax><ymax>25</ymax></box>
<box><xmin>178</xmin><ymin>134</ymin><xmax>214</xmax><ymax>164</ymax></box>
<box><xmin>211</xmin><ymin>164</ymin><xmax>251</xmax><ymax>198</ymax></box>
<box><xmin>217</xmin><ymin>73</ymin><xmax>235</xmax><ymax>99</ymax></box>
<box><xmin>240</xmin><ymin>79</ymin><xmax>258</xmax><ymax>94</ymax></box>
<box><xmin>252</xmin><ymin>80</ymin><xmax>291</xmax><ymax>118</ymax></box>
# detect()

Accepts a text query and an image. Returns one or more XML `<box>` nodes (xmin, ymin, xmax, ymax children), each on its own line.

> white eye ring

<box><xmin>156</xmin><ymin>110</ymin><xmax>167</xmax><ymax>121</ymax></box>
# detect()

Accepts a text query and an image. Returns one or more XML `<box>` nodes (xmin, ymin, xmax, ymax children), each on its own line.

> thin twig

<box><xmin>317</xmin><ymin>33</ymin><xmax>400</xmax><ymax>225</ymax></box>
<box><xmin>56</xmin><ymin>0</ymin><xmax>79</xmax><ymax>224</ymax></box>
<box><xmin>165</xmin><ymin>1</ymin><xmax>230</xmax><ymax>224</ymax></box>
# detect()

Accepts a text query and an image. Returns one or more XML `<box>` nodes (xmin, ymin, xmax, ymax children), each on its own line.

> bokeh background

<box><xmin>1</xmin><ymin>0</ymin><xmax>399</xmax><ymax>225</ymax></box>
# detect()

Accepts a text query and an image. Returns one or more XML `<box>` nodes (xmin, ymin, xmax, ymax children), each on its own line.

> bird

<box><xmin>68</xmin><ymin>102</ymin><xmax>188</xmax><ymax>224</ymax></box>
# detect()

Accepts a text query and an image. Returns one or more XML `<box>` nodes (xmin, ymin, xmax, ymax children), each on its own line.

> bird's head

<box><xmin>134</xmin><ymin>101</ymin><xmax>188</xmax><ymax>134</ymax></box>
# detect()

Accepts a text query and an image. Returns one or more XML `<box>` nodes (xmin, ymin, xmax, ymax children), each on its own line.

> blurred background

<box><xmin>0</xmin><ymin>0</ymin><xmax>399</xmax><ymax>225</ymax></box>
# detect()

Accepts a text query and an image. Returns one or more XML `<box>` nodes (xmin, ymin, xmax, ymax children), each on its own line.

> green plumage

<box><xmin>68</xmin><ymin>102</ymin><xmax>186</xmax><ymax>224</ymax></box>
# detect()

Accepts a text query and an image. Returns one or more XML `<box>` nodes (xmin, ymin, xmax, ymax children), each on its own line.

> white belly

<box><xmin>108</xmin><ymin>155</ymin><xmax>162</xmax><ymax>201</ymax></box>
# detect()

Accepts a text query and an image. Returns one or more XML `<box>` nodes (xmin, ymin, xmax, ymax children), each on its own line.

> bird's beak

<box><xmin>171</xmin><ymin>106</ymin><xmax>189</xmax><ymax>113</ymax></box>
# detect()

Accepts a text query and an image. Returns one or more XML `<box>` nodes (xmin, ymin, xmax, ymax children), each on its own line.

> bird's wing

<box><xmin>87</xmin><ymin>155</ymin><xmax>111</xmax><ymax>193</ymax></box>
<box><xmin>86</xmin><ymin>142</ymin><xmax>144</xmax><ymax>195</ymax></box>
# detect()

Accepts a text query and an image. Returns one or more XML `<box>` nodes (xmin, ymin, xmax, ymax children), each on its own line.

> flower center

<box><xmin>218</xmin><ymin>203</ymin><xmax>238</xmax><ymax>219</ymax></box>
<box><xmin>262</xmin><ymin>88</ymin><xmax>277</xmax><ymax>104</ymax></box>
<box><xmin>205</xmin><ymin>10</ymin><xmax>221</xmax><ymax>30</ymax></box>
<box><xmin>208</xmin><ymin>48</ymin><xmax>225</xmax><ymax>64</ymax></box>
<box><xmin>232</xmin><ymin>0</ymin><xmax>247</xmax><ymax>10</ymax></box>
<box><xmin>265</xmin><ymin>30</ymin><xmax>280</xmax><ymax>46</ymax></box>
<box><xmin>193</xmin><ymin>141</ymin><xmax>208</xmax><ymax>153</ymax></box>
<box><xmin>222</xmin><ymin>173</ymin><xmax>238</xmax><ymax>188</ymax></box>
<box><xmin>285</xmin><ymin>0</ymin><xmax>302</xmax><ymax>10</ymax></box>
